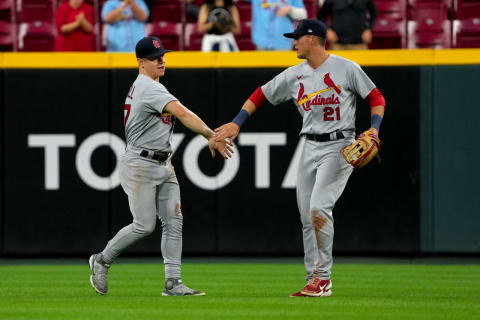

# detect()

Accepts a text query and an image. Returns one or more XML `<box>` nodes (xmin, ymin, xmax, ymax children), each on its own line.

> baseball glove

<box><xmin>208</xmin><ymin>8</ymin><xmax>234</xmax><ymax>34</ymax></box>
<box><xmin>341</xmin><ymin>130</ymin><xmax>381</xmax><ymax>169</ymax></box>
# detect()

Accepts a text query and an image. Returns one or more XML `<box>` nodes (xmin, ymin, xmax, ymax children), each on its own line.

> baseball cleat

<box><xmin>289</xmin><ymin>290</ymin><xmax>308</xmax><ymax>297</ymax></box>
<box><xmin>300</xmin><ymin>278</ymin><xmax>332</xmax><ymax>297</ymax></box>
<box><xmin>89</xmin><ymin>253</ymin><xmax>110</xmax><ymax>295</ymax></box>
<box><xmin>162</xmin><ymin>279</ymin><xmax>205</xmax><ymax>296</ymax></box>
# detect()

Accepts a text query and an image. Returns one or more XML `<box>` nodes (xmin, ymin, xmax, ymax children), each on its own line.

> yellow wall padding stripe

<box><xmin>433</xmin><ymin>48</ymin><xmax>480</xmax><ymax>65</ymax></box>
<box><xmin>1</xmin><ymin>49</ymin><xmax>480</xmax><ymax>68</ymax></box>
<box><xmin>2</xmin><ymin>52</ymin><xmax>111</xmax><ymax>68</ymax></box>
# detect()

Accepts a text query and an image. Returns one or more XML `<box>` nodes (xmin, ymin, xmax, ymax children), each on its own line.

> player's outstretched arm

<box><xmin>165</xmin><ymin>100</ymin><xmax>233</xmax><ymax>159</ymax></box>
<box><xmin>214</xmin><ymin>99</ymin><xmax>258</xmax><ymax>142</ymax></box>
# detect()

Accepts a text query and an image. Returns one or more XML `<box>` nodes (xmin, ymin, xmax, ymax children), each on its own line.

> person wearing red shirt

<box><xmin>55</xmin><ymin>0</ymin><xmax>95</xmax><ymax>51</ymax></box>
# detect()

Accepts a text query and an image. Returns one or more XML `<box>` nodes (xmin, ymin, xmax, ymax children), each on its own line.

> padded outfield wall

<box><xmin>0</xmin><ymin>49</ymin><xmax>479</xmax><ymax>256</ymax></box>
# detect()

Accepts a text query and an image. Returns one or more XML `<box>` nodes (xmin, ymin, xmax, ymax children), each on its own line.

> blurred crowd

<box><xmin>1</xmin><ymin>0</ymin><xmax>479</xmax><ymax>52</ymax></box>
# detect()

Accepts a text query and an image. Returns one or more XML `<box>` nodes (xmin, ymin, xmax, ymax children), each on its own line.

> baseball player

<box><xmin>89</xmin><ymin>36</ymin><xmax>233</xmax><ymax>296</ymax></box>
<box><xmin>214</xmin><ymin>19</ymin><xmax>385</xmax><ymax>297</ymax></box>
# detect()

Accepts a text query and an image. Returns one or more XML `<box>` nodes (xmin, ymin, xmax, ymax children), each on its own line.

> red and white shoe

<box><xmin>289</xmin><ymin>290</ymin><xmax>308</xmax><ymax>298</ymax></box>
<box><xmin>300</xmin><ymin>277</ymin><xmax>332</xmax><ymax>297</ymax></box>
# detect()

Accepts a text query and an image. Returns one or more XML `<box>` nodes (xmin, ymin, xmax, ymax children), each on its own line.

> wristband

<box><xmin>232</xmin><ymin>109</ymin><xmax>249</xmax><ymax>127</ymax></box>
<box><xmin>371</xmin><ymin>114</ymin><xmax>383</xmax><ymax>132</ymax></box>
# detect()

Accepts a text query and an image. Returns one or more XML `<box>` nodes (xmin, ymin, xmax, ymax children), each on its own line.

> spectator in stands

<box><xmin>102</xmin><ymin>0</ymin><xmax>149</xmax><ymax>52</ymax></box>
<box><xmin>317</xmin><ymin>0</ymin><xmax>377</xmax><ymax>50</ymax></box>
<box><xmin>185</xmin><ymin>0</ymin><xmax>202</xmax><ymax>21</ymax></box>
<box><xmin>198</xmin><ymin>0</ymin><xmax>241</xmax><ymax>52</ymax></box>
<box><xmin>55</xmin><ymin>0</ymin><xmax>95</xmax><ymax>51</ymax></box>
<box><xmin>250</xmin><ymin>0</ymin><xmax>307</xmax><ymax>50</ymax></box>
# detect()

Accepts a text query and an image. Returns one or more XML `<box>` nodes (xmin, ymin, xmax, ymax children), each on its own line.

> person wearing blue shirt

<box><xmin>102</xmin><ymin>0</ymin><xmax>149</xmax><ymax>52</ymax></box>
<box><xmin>250</xmin><ymin>0</ymin><xmax>307</xmax><ymax>50</ymax></box>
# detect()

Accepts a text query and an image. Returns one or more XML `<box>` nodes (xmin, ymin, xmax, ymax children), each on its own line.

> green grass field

<box><xmin>1</xmin><ymin>259</ymin><xmax>479</xmax><ymax>320</ymax></box>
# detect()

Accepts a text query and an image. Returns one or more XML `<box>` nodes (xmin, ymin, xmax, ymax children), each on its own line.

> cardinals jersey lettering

<box><xmin>261</xmin><ymin>54</ymin><xmax>376</xmax><ymax>135</ymax></box>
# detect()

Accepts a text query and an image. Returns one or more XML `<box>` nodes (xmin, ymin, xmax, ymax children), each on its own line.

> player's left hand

<box><xmin>367</xmin><ymin>127</ymin><xmax>378</xmax><ymax>136</ymax></box>
<box><xmin>341</xmin><ymin>129</ymin><xmax>381</xmax><ymax>169</ymax></box>
<box><xmin>276</xmin><ymin>5</ymin><xmax>291</xmax><ymax>17</ymax></box>
<box><xmin>214</xmin><ymin>122</ymin><xmax>240</xmax><ymax>142</ymax></box>
<box><xmin>208</xmin><ymin>138</ymin><xmax>234</xmax><ymax>159</ymax></box>
<box><xmin>361</xmin><ymin>29</ymin><xmax>372</xmax><ymax>44</ymax></box>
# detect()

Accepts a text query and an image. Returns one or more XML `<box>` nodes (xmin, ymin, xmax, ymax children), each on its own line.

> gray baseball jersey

<box><xmin>261</xmin><ymin>54</ymin><xmax>378</xmax><ymax>283</ymax></box>
<box><xmin>100</xmin><ymin>74</ymin><xmax>184</xmax><ymax>282</ymax></box>
<box><xmin>124</xmin><ymin>74</ymin><xmax>178</xmax><ymax>152</ymax></box>
<box><xmin>262</xmin><ymin>54</ymin><xmax>376</xmax><ymax>135</ymax></box>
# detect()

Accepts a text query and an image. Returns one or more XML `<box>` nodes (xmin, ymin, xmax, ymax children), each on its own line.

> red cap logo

<box><xmin>153</xmin><ymin>40</ymin><xmax>161</xmax><ymax>48</ymax></box>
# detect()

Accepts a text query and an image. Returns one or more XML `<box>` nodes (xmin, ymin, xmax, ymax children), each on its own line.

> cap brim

<box><xmin>283</xmin><ymin>32</ymin><xmax>302</xmax><ymax>39</ymax></box>
<box><xmin>141</xmin><ymin>49</ymin><xmax>172</xmax><ymax>59</ymax></box>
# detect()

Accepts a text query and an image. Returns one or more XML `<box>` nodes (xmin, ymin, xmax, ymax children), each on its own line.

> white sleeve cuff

<box><xmin>288</xmin><ymin>7</ymin><xmax>307</xmax><ymax>20</ymax></box>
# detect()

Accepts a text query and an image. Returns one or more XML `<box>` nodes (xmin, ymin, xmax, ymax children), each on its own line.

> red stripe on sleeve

<box><xmin>248</xmin><ymin>86</ymin><xmax>267</xmax><ymax>109</ymax></box>
<box><xmin>366</xmin><ymin>88</ymin><xmax>386</xmax><ymax>108</ymax></box>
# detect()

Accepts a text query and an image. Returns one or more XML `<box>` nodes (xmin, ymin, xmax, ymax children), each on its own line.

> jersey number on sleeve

<box><xmin>323</xmin><ymin>106</ymin><xmax>340</xmax><ymax>121</ymax></box>
<box><xmin>124</xmin><ymin>104</ymin><xmax>131</xmax><ymax>125</ymax></box>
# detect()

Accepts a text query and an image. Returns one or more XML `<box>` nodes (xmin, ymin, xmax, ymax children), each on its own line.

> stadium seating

<box><xmin>373</xmin><ymin>0</ymin><xmax>408</xmax><ymax>48</ymax></box>
<box><xmin>2</xmin><ymin>0</ymin><xmax>480</xmax><ymax>51</ymax></box>
<box><xmin>18</xmin><ymin>21</ymin><xmax>56</xmax><ymax>51</ymax></box>
<box><xmin>236</xmin><ymin>20</ymin><xmax>255</xmax><ymax>50</ymax></box>
<box><xmin>236</xmin><ymin>0</ymin><xmax>252</xmax><ymax>22</ymax></box>
<box><xmin>454</xmin><ymin>0</ymin><xmax>480</xmax><ymax>19</ymax></box>
<box><xmin>453</xmin><ymin>17</ymin><xmax>480</xmax><ymax>47</ymax></box>
<box><xmin>303</xmin><ymin>0</ymin><xmax>318</xmax><ymax>18</ymax></box>
<box><xmin>407</xmin><ymin>0</ymin><xmax>451</xmax><ymax>48</ymax></box>
<box><xmin>17</xmin><ymin>0</ymin><xmax>57</xmax><ymax>23</ymax></box>
<box><xmin>0</xmin><ymin>0</ymin><xmax>14</xmax><ymax>22</ymax></box>
<box><xmin>409</xmin><ymin>0</ymin><xmax>449</xmax><ymax>21</ymax></box>
<box><xmin>147</xmin><ymin>21</ymin><xmax>184</xmax><ymax>51</ymax></box>
<box><xmin>100</xmin><ymin>22</ymin><xmax>106</xmax><ymax>50</ymax></box>
<box><xmin>376</xmin><ymin>0</ymin><xmax>407</xmax><ymax>20</ymax></box>
<box><xmin>0</xmin><ymin>20</ymin><xmax>16</xmax><ymax>50</ymax></box>
<box><xmin>408</xmin><ymin>18</ymin><xmax>451</xmax><ymax>48</ymax></box>
<box><xmin>371</xmin><ymin>16</ymin><xmax>407</xmax><ymax>48</ymax></box>
<box><xmin>92</xmin><ymin>22</ymin><xmax>100</xmax><ymax>51</ymax></box>
<box><xmin>184</xmin><ymin>22</ymin><xmax>202</xmax><ymax>50</ymax></box>
<box><xmin>151</xmin><ymin>0</ymin><xmax>184</xmax><ymax>23</ymax></box>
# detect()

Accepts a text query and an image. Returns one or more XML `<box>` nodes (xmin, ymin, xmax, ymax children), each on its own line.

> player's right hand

<box><xmin>214</xmin><ymin>122</ymin><xmax>240</xmax><ymax>142</ymax></box>
<box><xmin>208</xmin><ymin>138</ymin><xmax>234</xmax><ymax>159</ymax></box>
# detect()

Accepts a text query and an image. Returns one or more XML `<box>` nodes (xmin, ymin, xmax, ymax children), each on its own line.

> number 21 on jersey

<box><xmin>324</xmin><ymin>106</ymin><xmax>340</xmax><ymax>121</ymax></box>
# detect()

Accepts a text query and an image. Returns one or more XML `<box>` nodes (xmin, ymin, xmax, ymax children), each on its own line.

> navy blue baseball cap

<box><xmin>283</xmin><ymin>19</ymin><xmax>327</xmax><ymax>39</ymax></box>
<box><xmin>135</xmin><ymin>36</ymin><xmax>171</xmax><ymax>59</ymax></box>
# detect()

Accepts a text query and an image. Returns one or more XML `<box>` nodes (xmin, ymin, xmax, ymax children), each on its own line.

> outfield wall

<box><xmin>0</xmin><ymin>50</ymin><xmax>479</xmax><ymax>256</ymax></box>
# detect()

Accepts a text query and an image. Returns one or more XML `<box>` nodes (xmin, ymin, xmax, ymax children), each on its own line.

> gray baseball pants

<box><xmin>101</xmin><ymin>147</ymin><xmax>183</xmax><ymax>279</ymax></box>
<box><xmin>296</xmin><ymin>135</ymin><xmax>354</xmax><ymax>280</ymax></box>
